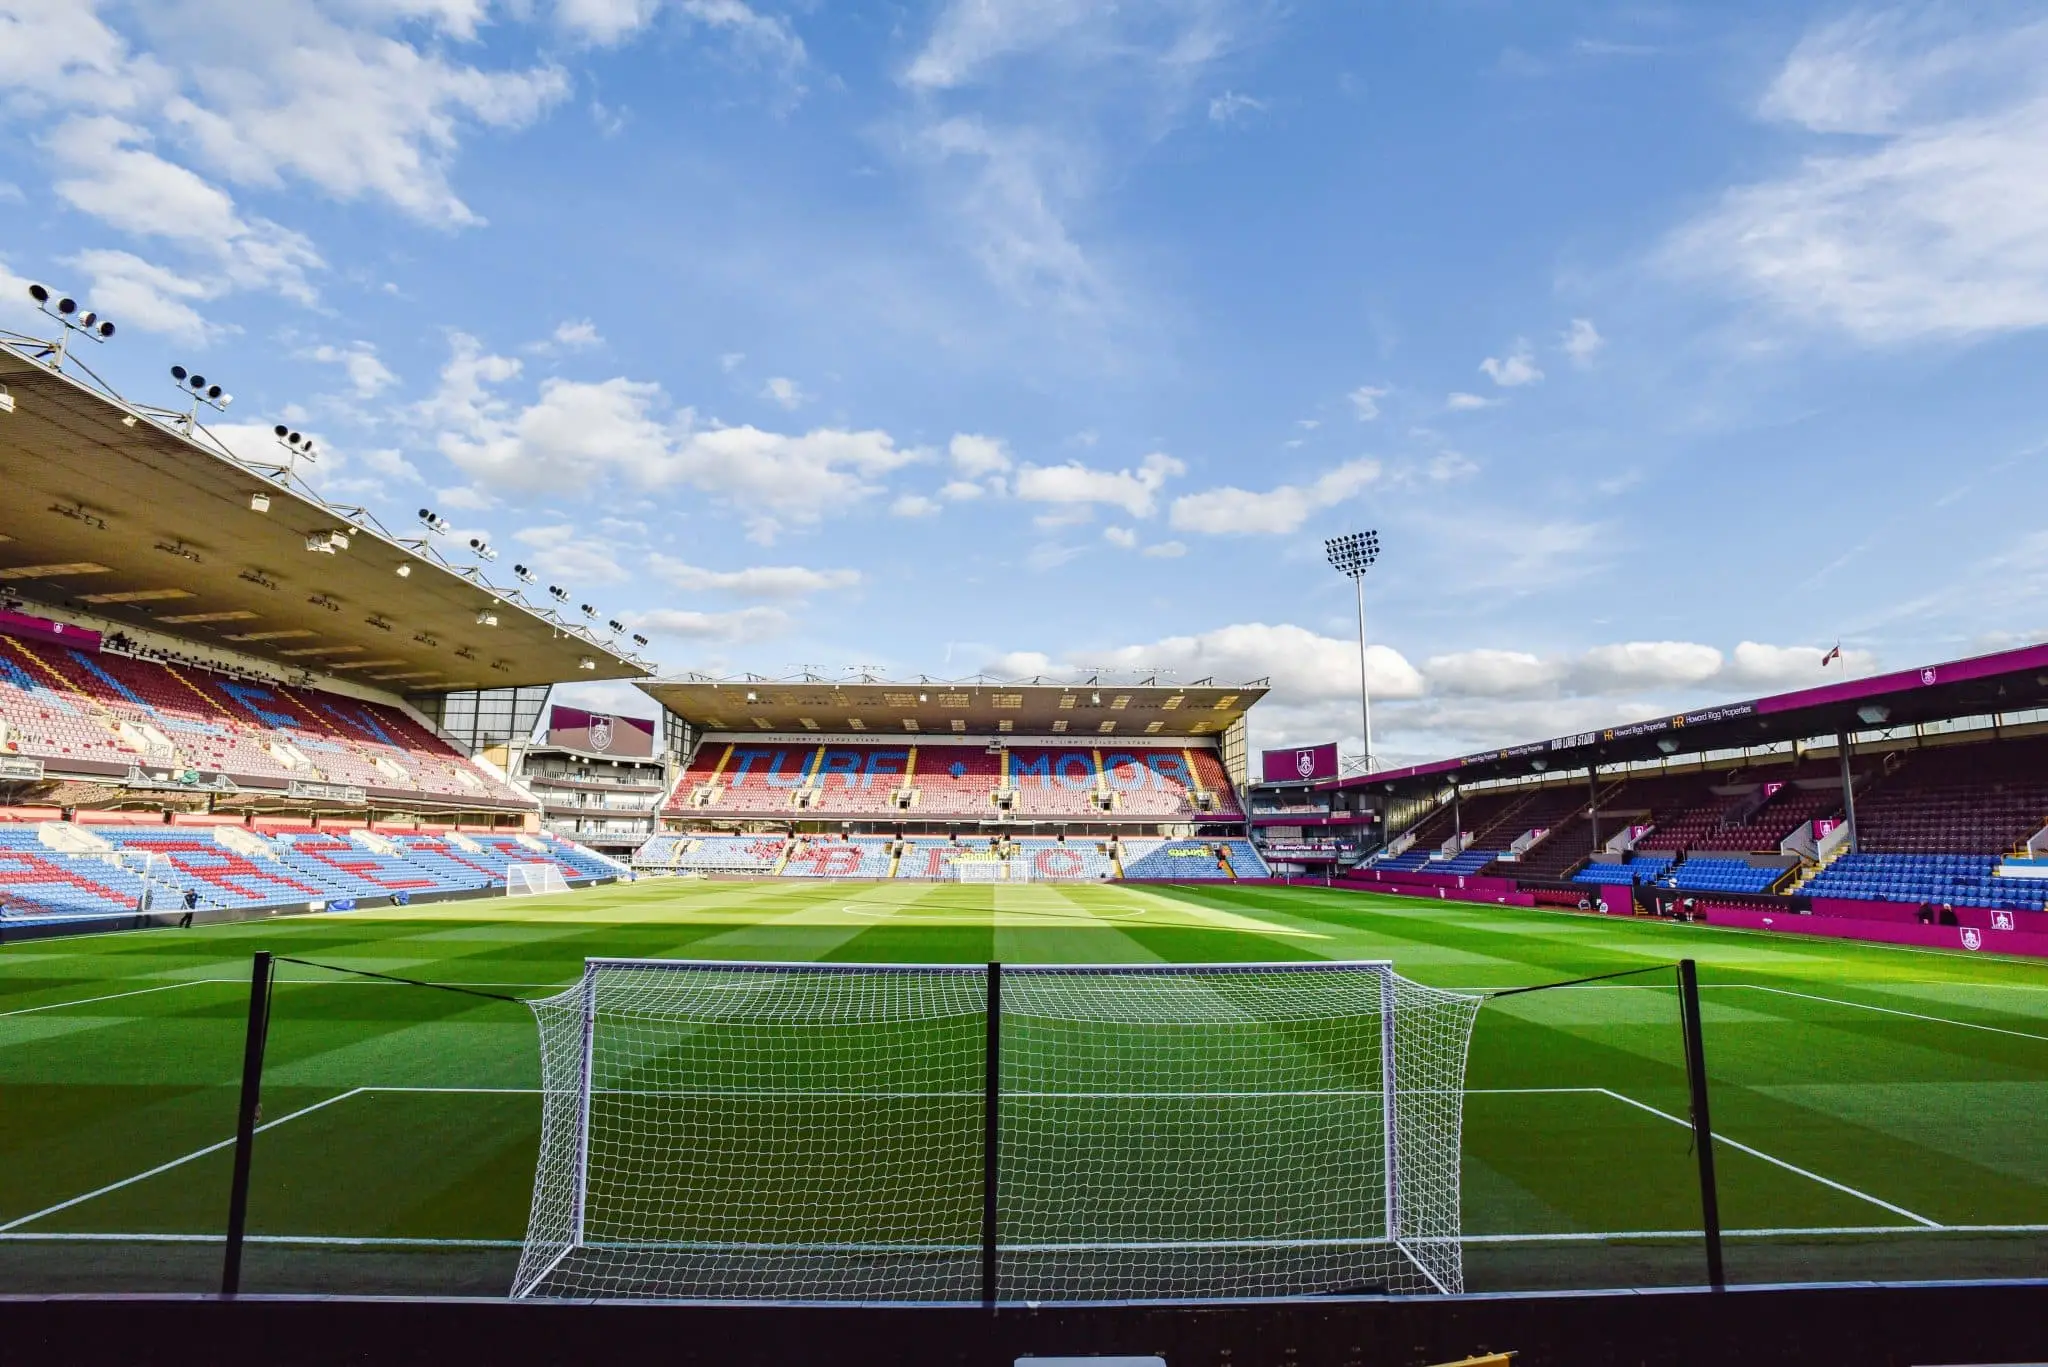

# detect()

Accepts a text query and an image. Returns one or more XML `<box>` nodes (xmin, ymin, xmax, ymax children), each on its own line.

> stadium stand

<box><xmin>1801</xmin><ymin>853</ymin><xmax>2048</xmax><ymax>912</ymax></box>
<box><xmin>1120</xmin><ymin>839</ymin><xmax>1269</xmax><ymax>880</ymax></box>
<box><xmin>1010</xmin><ymin>838</ymin><xmax>1116</xmax><ymax>880</ymax></box>
<box><xmin>783</xmin><ymin>837</ymin><xmax>894</xmax><ymax>878</ymax></box>
<box><xmin>1847</xmin><ymin>738</ymin><xmax>2048</xmax><ymax>854</ymax></box>
<box><xmin>0</xmin><ymin>631</ymin><xmax>523</xmax><ymax>804</ymax></box>
<box><xmin>1653</xmin><ymin>856</ymin><xmax>1788</xmax><ymax>896</ymax></box>
<box><xmin>669</xmin><ymin>835</ymin><xmax>790</xmax><ymax>874</ymax></box>
<box><xmin>1573</xmin><ymin>853</ymin><xmax>1677</xmax><ymax>886</ymax></box>
<box><xmin>0</xmin><ymin>827</ymin><xmax>148</xmax><ymax>920</ymax></box>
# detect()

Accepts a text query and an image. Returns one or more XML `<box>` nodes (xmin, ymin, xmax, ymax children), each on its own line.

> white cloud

<box><xmin>514</xmin><ymin>523</ymin><xmax>631</xmax><ymax>584</ymax></box>
<box><xmin>1445</xmin><ymin>391</ymin><xmax>1496</xmax><ymax>411</ymax></box>
<box><xmin>63</xmin><ymin>248</ymin><xmax>213</xmax><ymax>340</ymax></box>
<box><xmin>436</xmin><ymin>484</ymin><xmax>496</xmax><ymax>510</ymax></box>
<box><xmin>1724</xmin><ymin>640</ymin><xmax>1877</xmax><ymax>687</ymax></box>
<box><xmin>719</xmin><ymin>351</ymin><xmax>746</xmax><ymax>372</ymax></box>
<box><xmin>1208</xmin><ymin>90</ymin><xmax>1263</xmax><ymax>124</ymax></box>
<box><xmin>1422</xmin><ymin>638</ymin><xmax>1874</xmax><ymax>700</ymax></box>
<box><xmin>950</xmin><ymin>432</ymin><xmax>1013</xmax><ymax>477</ymax></box>
<box><xmin>1013</xmin><ymin>451</ymin><xmax>1184</xmax><ymax>519</ymax></box>
<box><xmin>939</xmin><ymin>480</ymin><xmax>987</xmax><ymax>501</ymax></box>
<box><xmin>647</xmin><ymin>554</ymin><xmax>861</xmax><ymax>599</ymax></box>
<box><xmin>555</xmin><ymin>0</ymin><xmax>660</xmax><ymax>45</ymax></box>
<box><xmin>1057</xmin><ymin>622</ymin><xmax>1427</xmax><ymax>707</ymax></box>
<box><xmin>1574</xmin><ymin>641</ymin><xmax>1724</xmax><ymax>690</ymax></box>
<box><xmin>891</xmin><ymin>493</ymin><xmax>941</xmax><ymax>518</ymax></box>
<box><xmin>1102</xmin><ymin>525</ymin><xmax>1138</xmax><ymax>549</ymax></box>
<box><xmin>420</xmin><ymin>335</ymin><xmax>925</xmax><ymax>539</ymax></box>
<box><xmin>1025</xmin><ymin>541</ymin><xmax>1086</xmax><ymax>572</ymax></box>
<box><xmin>552</xmin><ymin>319</ymin><xmax>602</xmax><ymax>349</ymax></box>
<box><xmin>1347</xmin><ymin>385</ymin><xmax>1388</xmax><ymax>420</ymax></box>
<box><xmin>47</xmin><ymin>116</ymin><xmax>321</xmax><ymax>307</ymax></box>
<box><xmin>908</xmin><ymin>116</ymin><xmax>1105</xmax><ymax>313</ymax></box>
<box><xmin>307</xmin><ymin>342</ymin><xmax>396</xmax><ymax>398</ymax></box>
<box><xmin>760</xmin><ymin>375</ymin><xmax>808</xmax><ymax>409</ymax></box>
<box><xmin>1561</xmin><ymin>317</ymin><xmax>1604</xmax><ymax>365</ymax></box>
<box><xmin>1669</xmin><ymin>13</ymin><xmax>2048</xmax><ymax>342</ymax></box>
<box><xmin>631</xmin><ymin>606</ymin><xmax>790</xmax><ymax>642</ymax></box>
<box><xmin>1142</xmin><ymin>540</ymin><xmax>1186</xmax><ymax>558</ymax></box>
<box><xmin>1479</xmin><ymin>340</ymin><xmax>1543</xmax><ymax>387</ymax></box>
<box><xmin>1168</xmin><ymin>458</ymin><xmax>1380</xmax><ymax>535</ymax></box>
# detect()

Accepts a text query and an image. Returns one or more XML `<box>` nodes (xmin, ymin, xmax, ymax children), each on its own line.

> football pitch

<box><xmin>2</xmin><ymin>879</ymin><xmax>2043</xmax><ymax>1297</ymax></box>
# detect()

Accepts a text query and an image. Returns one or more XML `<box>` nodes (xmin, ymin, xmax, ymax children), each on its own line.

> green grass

<box><xmin>2</xmin><ymin>879</ymin><xmax>2043</xmax><ymax>1295</ymax></box>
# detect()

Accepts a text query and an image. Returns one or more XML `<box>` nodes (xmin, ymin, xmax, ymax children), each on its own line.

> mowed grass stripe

<box><xmin>0</xmin><ymin>879</ymin><xmax>2039</xmax><ymax>1286</ymax></box>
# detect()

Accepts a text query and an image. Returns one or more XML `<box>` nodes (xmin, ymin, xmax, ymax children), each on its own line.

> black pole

<box><xmin>981</xmin><ymin>960</ymin><xmax>1002</xmax><ymax>1309</ymax></box>
<box><xmin>222</xmin><ymin>950</ymin><xmax>275</xmax><ymax>1297</ymax></box>
<box><xmin>1677</xmin><ymin>958</ymin><xmax>1725</xmax><ymax>1290</ymax></box>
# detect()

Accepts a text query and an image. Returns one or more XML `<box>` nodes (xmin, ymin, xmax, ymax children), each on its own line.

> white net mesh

<box><xmin>507</xmin><ymin>863</ymin><xmax>571</xmax><ymax>897</ymax></box>
<box><xmin>512</xmin><ymin>960</ymin><xmax>1482</xmax><ymax>1303</ymax></box>
<box><xmin>949</xmin><ymin>859</ymin><xmax>1017</xmax><ymax>883</ymax></box>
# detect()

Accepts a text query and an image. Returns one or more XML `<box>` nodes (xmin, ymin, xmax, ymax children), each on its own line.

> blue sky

<box><xmin>3</xmin><ymin>0</ymin><xmax>2046</xmax><ymax>766</ymax></box>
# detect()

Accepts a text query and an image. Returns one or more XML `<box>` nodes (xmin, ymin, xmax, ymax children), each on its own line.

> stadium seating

<box><xmin>781</xmin><ymin>837</ymin><xmax>892</xmax><ymax>878</ymax></box>
<box><xmin>271</xmin><ymin>831</ymin><xmax>483</xmax><ymax>896</ymax></box>
<box><xmin>1801</xmin><ymin>853</ymin><xmax>2048</xmax><ymax>912</ymax></box>
<box><xmin>0</xmin><ymin>827</ymin><xmax>147</xmax><ymax>920</ymax></box>
<box><xmin>1850</xmin><ymin>739</ymin><xmax>2048</xmax><ymax>854</ymax></box>
<box><xmin>669</xmin><ymin>835</ymin><xmax>790</xmax><ymax>873</ymax></box>
<box><xmin>1654</xmin><ymin>857</ymin><xmax>1787</xmax><ymax>896</ymax></box>
<box><xmin>1636</xmin><ymin>782</ymin><xmax>1839</xmax><ymax>853</ymax></box>
<box><xmin>1119</xmin><ymin>839</ymin><xmax>1267</xmax><ymax>880</ymax></box>
<box><xmin>896</xmin><ymin>839</ymin><xmax>983</xmax><ymax>879</ymax></box>
<box><xmin>0</xmin><ymin>630</ymin><xmax>525</xmax><ymax>805</ymax></box>
<box><xmin>1572</xmin><ymin>853</ymin><xmax>1676</xmax><ymax>886</ymax></box>
<box><xmin>1010</xmin><ymin>838</ymin><xmax>1116</xmax><ymax>880</ymax></box>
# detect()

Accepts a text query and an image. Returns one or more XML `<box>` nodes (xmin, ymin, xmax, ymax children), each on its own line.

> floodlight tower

<box><xmin>1324</xmin><ymin>530</ymin><xmax>1381</xmax><ymax>774</ymax></box>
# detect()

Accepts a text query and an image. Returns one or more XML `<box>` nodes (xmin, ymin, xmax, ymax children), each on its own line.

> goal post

<box><xmin>949</xmin><ymin>858</ymin><xmax>1023</xmax><ymax>883</ymax></box>
<box><xmin>506</xmin><ymin>862</ymin><xmax>571</xmax><ymax>897</ymax></box>
<box><xmin>512</xmin><ymin>959</ymin><xmax>1483</xmax><ymax>1303</ymax></box>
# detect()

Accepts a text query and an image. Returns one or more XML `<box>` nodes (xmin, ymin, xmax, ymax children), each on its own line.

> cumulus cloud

<box><xmin>514</xmin><ymin>523</ymin><xmax>631</xmax><ymax>584</ymax></box>
<box><xmin>552</xmin><ymin>319</ymin><xmax>602</xmax><ymax>349</ymax></box>
<box><xmin>647</xmin><ymin>554</ymin><xmax>861</xmax><ymax>600</ymax></box>
<box><xmin>1169</xmin><ymin>458</ymin><xmax>1380</xmax><ymax>535</ymax></box>
<box><xmin>1668</xmin><ymin>12</ymin><xmax>2048</xmax><ymax>342</ymax></box>
<box><xmin>1013</xmin><ymin>451</ymin><xmax>1184</xmax><ymax>519</ymax></box>
<box><xmin>950</xmin><ymin>432</ymin><xmax>1013</xmax><ymax>477</ymax></box>
<box><xmin>1479</xmin><ymin>340</ymin><xmax>1543</xmax><ymax>387</ymax></box>
<box><xmin>1423</xmin><ymin>639</ymin><xmax>1876</xmax><ymax>700</ymax></box>
<box><xmin>1445</xmin><ymin>392</ymin><xmax>1496</xmax><ymax>411</ymax></box>
<box><xmin>419</xmin><ymin>334</ymin><xmax>925</xmax><ymax>540</ymax></box>
<box><xmin>892</xmin><ymin>493</ymin><xmax>942</xmax><ymax>517</ymax></box>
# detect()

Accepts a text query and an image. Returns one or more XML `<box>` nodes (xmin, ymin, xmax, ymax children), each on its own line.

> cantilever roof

<box><xmin>0</xmin><ymin>335</ymin><xmax>651</xmax><ymax>691</ymax></box>
<box><xmin>1339</xmin><ymin>640</ymin><xmax>2048</xmax><ymax>797</ymax></box>
<box><xmin>639</xmin><ymin>677</ymin><xmax>1267</xmax><ymax>738</ymax></box>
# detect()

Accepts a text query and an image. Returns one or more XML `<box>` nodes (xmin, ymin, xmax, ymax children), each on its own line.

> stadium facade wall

<box><xmin>1704</xmin><ymin>902</ymin><xmax>2048</xmax><ymax>958</ymax></box>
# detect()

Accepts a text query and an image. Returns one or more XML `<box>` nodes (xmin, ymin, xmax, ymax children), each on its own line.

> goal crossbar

<box><xmin>514</xmin><ymin>957</ymin><xmax>1480</xmax><ymax>1305</ymax></box>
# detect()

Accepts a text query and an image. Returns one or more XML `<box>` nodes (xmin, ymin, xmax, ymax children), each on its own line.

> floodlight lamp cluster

<box><xmin>1324</xmin><ymin>529</ymin><xmax>1381</xmax><ymax>577</ymax></box>
<box><xmin>170</xmin><ymin>365</ymin><xmax>230</xmax><ymax>409</ymax></box>
<box><xmin>513</xmin><ymin>564</ymin><xmax>536</xmax><ymax>584</ymax></box>
<box><xmin>28</xmin><ymin>284</ymin><xmax>115</xmax><ymax>339</ymax></box>
<box><xmin>417</xmin><ymin>508</ymin><xmax>453</xmax><ymax>535</ymax></box>
<box><xmin>271</xmin><ymin>424</ymin><xmax>315</xmax><ymax>460</ymax></box>
<box><xmin>467</xmin><ymin>537</ymin><xmax>497</xmax><ymax>562</ymax></box>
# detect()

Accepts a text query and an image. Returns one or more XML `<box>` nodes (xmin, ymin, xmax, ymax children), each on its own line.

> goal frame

<box><xmin>514</xmin><ymin>956</ymin><xmax>1473</xmax><ymax>1304</ymax></box>
<box><xmin>506</xmin><ymin>862</ymin><xmax>572</xmax><ymax>897</ymax></box>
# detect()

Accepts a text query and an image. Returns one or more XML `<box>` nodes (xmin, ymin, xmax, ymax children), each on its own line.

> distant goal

<box><xmin>506</xmin><ymin>863</ymin><xmax>571</xmax><ymax>897</ymax></box>
<box><xmin>948</xmin><ymin>858</ymin><xmax>1025</xmax><ymax>883</ymax></box>
<box><xmin>512</xmin><ymin>958</ymin><xmax>1483</xmax><ymax>1304</ymax></box>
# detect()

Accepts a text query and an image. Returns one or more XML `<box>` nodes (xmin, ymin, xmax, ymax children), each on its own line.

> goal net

<box><xmin>512</xmin><ymin>959</ymin><xmax>1483</xmax><ymax>1304</ymax></box>
<box><xmin>506</xmin><ymin>862</ymin><xmax>572</xmax><ymax>897</ymax></box>
<box><xmin>949</xmin><ymin>858</ymin><xmax>1023</xmax><ymax>883</ymax></box>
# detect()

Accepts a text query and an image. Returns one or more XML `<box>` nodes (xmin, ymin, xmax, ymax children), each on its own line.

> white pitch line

<box><xmin>1595</xmin><ymin>1088</ymin><xmax>1942</xmax><ymax>1228</ymax></box>
<box><xmin>0</xmin><ymin>979</ymin><xmax>214</xmax><ymax>1018</ymax></box>
<box><xmin>0</xmin><ymin>1232</ymin><xmax>522</xmax><ymax>1247</ymax></box>
<box><xmin>0</xmin><ymin>1089</ymin><xmax>366</xmax><ymax>1234</ymax></box>
<box><xmin>1730</xmin><ymin>983</ymin><xmax>2048</xmax><ymax>1043</ymax></box>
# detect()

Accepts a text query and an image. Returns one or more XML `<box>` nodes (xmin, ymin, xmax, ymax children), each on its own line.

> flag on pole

<box><xmin>1821</xmin><ymin>643</ymin><xmax>1842</xmax><ymax>667</ymax></box>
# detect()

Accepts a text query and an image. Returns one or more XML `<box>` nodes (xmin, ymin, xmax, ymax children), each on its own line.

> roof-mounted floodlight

<box><xmin>467</xmin><ymin>538</ymin><xmax>497</xmax><ymax>562</ymax></box>
<box><xmin>271</xmin><ymin>425</ymin><xmax>316</xmax><ymax>462</ymax></box>
<box><xmin>577</xmin><ymin>657</ymin><xmax>596</xmax><ymax>671</ymax></box>
<box><xmin>170</xmin><ymin>365</ymin><xmax>231</xmax><ymax>412</ymax></box>
<box><xmin>29</xmin><ymin>284</ymin><xmax>115</xmax><ymax>347</ymax></box>
<box><xmin>580</xmin><ymin>603</ymin><xmax>597</xmax><ymax>619</ymax></box>
<box><xmin>631</xmin><ymin>633</ymin><xmax>649</xmax><ymax>647</ymax></box>
<box><xmin>513</xmin><ymin>564</ymin><xmax>536</xmax><ymax>584</ymax></box>
<box><xmin>417</xmin><ymin>508</ymin><xmax>452</xmax><ymax>535</ymax></box>
<box><xmin>548</xmin><ymin>585</ymin><xmax>569</xmax><ymax>602</ymax></box>
<box><xmin>476</xmin><ymin>608</ymin><xmax>499</xmax><ymax>627</ymax></box>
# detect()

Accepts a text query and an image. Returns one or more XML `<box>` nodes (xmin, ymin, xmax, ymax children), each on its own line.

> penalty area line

<box><xmin>1595</xmin><ymin>1088</ymin><xmax>1941</xmax><ymax>1228</ymax></box>
<box><xmin>0</xmin><ymin>1089</ymin><xmax>367</xmax><ymax>1234</ymax></box>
